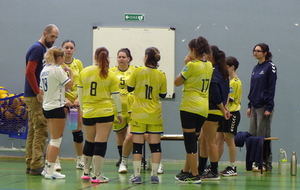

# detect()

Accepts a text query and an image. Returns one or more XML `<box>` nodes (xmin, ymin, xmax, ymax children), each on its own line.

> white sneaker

<box><xmin>158</xmin><ymin>163</ymin><xmax>164</xmax><ymax>174</ymax></box>
<box><xmin>81</xmin><ymin>172</ymin><xmax>90</xmax><ymax>180</ymax></box>
<box><xmin>90</xmin><ymin>173</ymin><xmax>109</xmax><ymax>183</ymax></box>
<box><xmin>41</xmin><ymin>168</ymin><xmax>47</xmax><ymax>176</ymax></box>
<box><xmin>44</xmin><ymin>172</ymin><xmax>66</xmax><ymax>179</ymax></box>
<box><xmin>76</xmin><ymin>158</ymin><xmax>84</xmax><ymax>170</ymax></box>
<box><xmin>118</xmin><ymin>163</ymin><xmax>128</xmax><ymax>173</ymax></box>
<box><xmin>54</xmin><ymin>161</ymin><xmax>62</xmax><ymax>171</ymax></box>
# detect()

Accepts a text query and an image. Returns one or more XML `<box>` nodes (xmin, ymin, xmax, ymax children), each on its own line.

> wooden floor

<box><xmin>0</xmin><ymin>157</ymin><xmax>299</xmax><ymax>190</ymax></box>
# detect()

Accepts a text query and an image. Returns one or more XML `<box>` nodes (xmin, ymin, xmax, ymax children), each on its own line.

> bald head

<box><xmin>44</xmin><ymin>24</ymin><xmax>59</xmax><ymax>33</ymax></box>
<box><xmin>41</xmin><ymin>24</ymin><xmax>59</xmax><ymax>48</ymax></box>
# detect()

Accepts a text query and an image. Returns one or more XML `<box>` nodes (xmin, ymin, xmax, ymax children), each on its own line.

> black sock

<box><xmin>117</xmin><ymin>145</ymin><xmax>122</xmax><ymax>159</ymax></box>
<box><xmin>198</xmin><ymin>157</ymin><xmax>208</xmax><ymax>172</ymax></box>
<box><xmin>211</xmin><ymin>162</ymin><xmax>218</xmax><ymax>173</ymax></box>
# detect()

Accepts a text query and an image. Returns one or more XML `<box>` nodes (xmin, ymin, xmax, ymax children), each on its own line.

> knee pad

<box><xmin>83</xmin><ymin>140</ymin><xmax>94</xmax><ymax>157</ymax></box>
<box><xmin>49</xmin><ymin>137</ymin><xmax>62</xmax><ymax>148</ymax></box>
<box><xmin>183</xmin><ymin>132</ymin><xmax>197</xmax><ymax>154</ymax></box>
<box><xmin>132</xmin><ymin>143</ymin><xmax>144</xmax><ymax>155</ymax></box>
<box><xmin>72</xmin><ymin>130</ymin><xmax>83</xmax><ymax>143</ymax></box>
<box><xmin>93</xmin><ymin>142</ymin><xmax>107</xmax><ymax>157</ymax></box>
<box><xmin>149</xmin><ymin>143</ymin><xmax>162</xmax><ymax>153</ymax></box>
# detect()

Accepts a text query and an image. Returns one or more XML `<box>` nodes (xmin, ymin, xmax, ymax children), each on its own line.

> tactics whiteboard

<box><xmin>93</xmin><ymin>27</ymin><xmax>175</xmax><ymax>98</ymax></box>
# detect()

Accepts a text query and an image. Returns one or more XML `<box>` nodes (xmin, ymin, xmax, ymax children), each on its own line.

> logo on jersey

<box><xmin>259</xmin><ymin>70</ymin><xmax>264</xmax><ymax>75</ymax></box>
<box><xmin>183</xmin><ymin>65</ymin><xmax>188</xmax><ymax>72</ymax></box>
<box><xmin>229</xmin><ymin>86</ymin><xmax>234</xmax><ymax>93</ymax></box>
<box><xmin>272</xmin><ymin>66</ymin><xmax>276</xmax><ymax>73</ymax></box>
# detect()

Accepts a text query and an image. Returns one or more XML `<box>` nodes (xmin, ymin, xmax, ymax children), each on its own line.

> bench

<box><xmin>160</xmin><ymin>134</ymin><xmax>184</xmax><ymax>141</ymax></box>
<box><xmin>159</xmin><ymin>134</ymin><xmax>278</xmax><ymax>174</ymax></box>
<box><xmin>261</xmin><ymin>137</ymin><xmax>279</xmax><ymax>174</ymax></box>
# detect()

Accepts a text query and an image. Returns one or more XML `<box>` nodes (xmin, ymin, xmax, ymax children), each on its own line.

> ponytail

<box><xmin>210</xmin><ymin>45</ymin><xmax>229</xmax><ymax>79</ymax></box>
<box><xmin>94</xmin><ymin>47</ymin><xmax>109</xmax><ymax>78</ymax></box>
<box><xmin>145</xmin><ymin>47</ymin><xmax>160</xmax><ymax>67</ymax></box>
<box><xmin>43</xmin><ymin>46</ymin><xmax>64</xmax><ymax>65</ymax></box>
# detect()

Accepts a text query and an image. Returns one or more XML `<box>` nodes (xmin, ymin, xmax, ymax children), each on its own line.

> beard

<box><xmin>45</xmin><ymin>39</ymin><xmax>54</xmax><ymax>48</ymax></box>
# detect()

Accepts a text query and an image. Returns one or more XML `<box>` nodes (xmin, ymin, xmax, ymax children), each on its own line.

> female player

<box><xmin>127</xmin><ymin>47</ymin><xmax>167</xmax><ymax>184</ymax></box>
<box><xmin>53</xmin><ymin>39</ymin><xmax>85</xmax><ymax>171</ymax></box>
<box><xmin>247</xmin><ymin>43</ymin><xmax>277</xmax><ymax>172</ymax></box>
<box><xmin>198</xmin><ymin>45</ymin><xmax>230</xmax><ymax>181</ymax></box>
<box><xmin>174</xmin><ymin>36</ymin><xmax>213</xmax><ymax>184</ymax></box>
<box><xmin>78</xmin><ymin>47</ymin><xmax>123</xmax><ymax>183</ymax></box>
<box><xmin>37</xmin><ymin>47</ymin><xmax>73</xmax><ymax>179</ymax></box>
<box><xmin>109</xmin><ymin>48</ymin><xmax>135</xmax><ymax>169</ymax></box>
<box><xmin>217</xmin><ymin>56</ymin><xmax>242</xmax><ymax>176</ymax></box>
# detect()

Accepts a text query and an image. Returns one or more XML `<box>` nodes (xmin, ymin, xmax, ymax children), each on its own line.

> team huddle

<box><xmin>24</xmin><ymin>24</ymin><xmax>277</xmax><ymax>184</ymax></box>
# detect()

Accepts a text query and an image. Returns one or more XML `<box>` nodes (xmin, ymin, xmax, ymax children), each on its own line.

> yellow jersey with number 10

<box><xmin>127</xmin><ymin>66</ymin><xmax>167</xmax><ymax>124</ymax></box>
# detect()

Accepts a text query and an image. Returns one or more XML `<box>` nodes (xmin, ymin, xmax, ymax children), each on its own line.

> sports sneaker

<box><xmin>204</xmin><ymin>165</ymin><xmax>211</xmax><ymax>173</ymax></box>
<box><xmin>177</xmin><ymin>173</ymin><xmax>201</xmax><ymax>184</ymax></box>
<box><xmin>44</xmin><ymin>172</ymin><xmax>66</xmax><ymax>179</ymax></box>
<box><xmin>90</xmin><ymin>173</ymin><xmax>109</xmax><ymax>183</ymax></box>
<box><xmin>81</xmin><ymin>172</ymin><xmax>90</xmax><ymax>180</ymax></box>
<box><xmin>201</xmin><ymin>171</ymin><xmax>220</xmax><ymax>181</ymax></box>
<box><xmin>76</xmin><ymin>158</ymin><xmax>84</xmax><ymax>170</ymax></box>
<box><xmin>252</xmin><ymin>166</ymin><xmax>267</xmax><ymax>172</ymax></box>
<box><xmin>41</xmin><ymin>168</ymin><xmax>47</xmax><ymax>176</ymax></box>
<box><xmin>54</xmin><ymin>160</ymin><xmax>62</xmax><ymax>171</ymax></box>
<box><xmin>220</xmin><ymin>166</ymin><xmax>237</xmax><ymax>177</ymax></box>
<box><xmin>157</xmin><ymin>163</ymin><xmax>164</xmax><ymax>174</ymax></box>
<box><xmin>175</xmin><ymin>170</ymin><xmax>190</xmax><ymax>180</ymax></box>
<box><xmin>150</xmin><ymin>175</ymin><xmax>159</xmax><ymax>184</ymax></box>
<box><xmin>130</xmin><ymin>175</ymin><xmax>142</xmax><ymax>184</ymax></box>
<box><xmin>29</xmin><ymin>167</ymin><xmax>44</xmax><ymax>175</ymax></box>
<box><xmin>118</xmin><ymin>163</ymin><xmax>128</xmax><ymax>173</ymax></box>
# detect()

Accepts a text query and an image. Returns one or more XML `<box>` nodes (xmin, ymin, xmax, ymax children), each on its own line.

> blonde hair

<box><xmin>44</xmin><ymin>46</ymin><xmax>64</xmax><ymax>65</ymax></box>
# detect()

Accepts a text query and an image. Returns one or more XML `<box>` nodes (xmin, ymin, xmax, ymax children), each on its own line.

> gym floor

<box><xmin>0</xmin><ymin>157</ymin><xmax>299</xmax><ymax>190</ymax></box>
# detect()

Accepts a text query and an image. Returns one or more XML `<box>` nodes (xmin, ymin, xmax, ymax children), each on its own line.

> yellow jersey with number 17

<box><xmin>127</xmin><ymin>66</ymin><xmax>167</xmax><ymax>124</ymax></box>
<box><xmin>180</xmin><ymin>60</ymin><xmax>213</xmax><ymax>117</ymax></box>
<box><xmin>78</xmin><ymin>65</ymin><xmax>120</xmax><ymax>118</ymax></box>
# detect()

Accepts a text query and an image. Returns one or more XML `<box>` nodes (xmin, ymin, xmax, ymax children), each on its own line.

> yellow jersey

<box><xmin>78</xmin><ymin>65</ymin><xmax>119</xmax><ymax>118</ymax></box>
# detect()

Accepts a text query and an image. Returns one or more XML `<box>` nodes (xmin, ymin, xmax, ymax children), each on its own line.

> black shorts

<box><xmin>83</xmin><ymin>115</ymin><xmax>114</xmax><ymax>126</ymax></box>
<box><xmin>180</xmin><ymin>110</ymin><xmax>206</xmax><ymax>133</ymax></box>
<box><xmin>206</xmin><ymin>114</ymin><xmax>224</xmax><ymax>122</ymax></box>
<box><xmin>43</xmin><ymin>107</ymin><xmax>66</xmax><ymax>119</ymax></box>
<box><xmin>217</xmin><ymin>111</ymin><xmax>240</xmax><ymax>135</ymax></box>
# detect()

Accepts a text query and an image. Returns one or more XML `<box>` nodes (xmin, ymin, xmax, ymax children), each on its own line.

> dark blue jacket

<box><xmin>209</xmin><ymin>64</ymin><xmax>229</xmax><ymax>110</ymax></box>
<box><xmin>247</xmin><ymin>61</ymin><xmax>277</xmax><ymax>112</ymax></box>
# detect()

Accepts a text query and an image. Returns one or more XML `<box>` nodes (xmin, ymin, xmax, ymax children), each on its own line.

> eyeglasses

<box><xmin>253</xmin><ymin>50</ymin><xmax>263</xmax><ymax>53</ymax></box>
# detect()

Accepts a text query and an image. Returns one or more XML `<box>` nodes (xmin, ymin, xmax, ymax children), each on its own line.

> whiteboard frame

<box><xmin>92</xmin><ymin>26</ymin><xmax>175</xmax><ymax>98</ymax></box>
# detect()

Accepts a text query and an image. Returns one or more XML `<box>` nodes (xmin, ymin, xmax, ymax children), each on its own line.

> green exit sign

<box><xmin>124</xmin><ymin>13</ymin><xmax>145</xmax><ymax>21</ymax></box>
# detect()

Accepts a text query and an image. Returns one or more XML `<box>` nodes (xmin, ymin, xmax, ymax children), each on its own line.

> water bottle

<box><xmin>68</xmin><ymin>107</ymin><xmax>78</xmax><ymax>130</ymax></box>
<box><xmin>291</xmin><ymin>152</ymin><xmax>297</xmax><ymax>176</ymax></box>
<box><xmin>278</xmin><ymin>148</ymin><xmax>287</xmax><ymax>175</ymax></box>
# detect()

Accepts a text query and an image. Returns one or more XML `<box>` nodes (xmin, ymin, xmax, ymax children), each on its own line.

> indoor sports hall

<box><xmin>1</xmin><ymin>0</ymin><xmax>300</xmax><ymax>189</ymax></box>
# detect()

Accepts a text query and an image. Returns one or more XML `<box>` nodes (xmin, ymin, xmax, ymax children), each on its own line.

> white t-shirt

<box><xmin>39</xmin><ymin>64</ymin><xmax>70</xmax><ymax>111</ymax></box>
